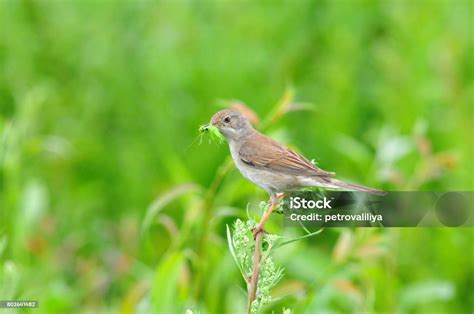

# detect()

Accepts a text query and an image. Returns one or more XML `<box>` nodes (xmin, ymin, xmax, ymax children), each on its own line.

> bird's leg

<box><xmin>252</xmin><ymin>193</ymin><xmax>285</xmax><ymax>238</ymax></box>
<box><xmin>276</xmin><ymin>192</ymin><xmax>285</xmax><ymax>201</ymax></box>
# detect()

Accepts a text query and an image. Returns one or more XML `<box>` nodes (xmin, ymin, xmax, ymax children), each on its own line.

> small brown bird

<box><xmin>205</xmin><ymin>109</ymin><xmax>384</xmax><ymax>234</ymax></box>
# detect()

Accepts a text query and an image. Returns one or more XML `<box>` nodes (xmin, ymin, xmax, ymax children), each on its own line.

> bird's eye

<box><xmin>223</xmin><ymin>116</ymin><xmax>231</xmax><ymax>123</ymax></box>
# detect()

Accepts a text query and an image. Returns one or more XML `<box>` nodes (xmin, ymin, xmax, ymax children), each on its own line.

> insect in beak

<box><xmin>199</xmin><ymin>123</ymin><xmax>210</xmax><ymax>133</ymax></box>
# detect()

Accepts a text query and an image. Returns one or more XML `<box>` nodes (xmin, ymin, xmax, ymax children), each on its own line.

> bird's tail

<box><xmin>302</xmin><ymin>176</ymin><xmax>386</xmax><ymax>196</ymax></box>
<box><xmin>328</xmin><ymin>178</ymin><xmax>386</xmax><ymax>196</ymax></box>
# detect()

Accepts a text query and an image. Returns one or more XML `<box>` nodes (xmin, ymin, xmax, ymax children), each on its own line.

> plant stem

<box><xmin>193</xmin><ymin>158</ymin><xmax>234</xmax><ymax>299</ymax></box>
<box><xmin>247</xmin><ymin>230</ymin><xmax>263</xmax><ymax>314</ymax></box>
<box><xmin>246</xmin><ymin>199</ymin><xmax>280</xmax><ymax>313</ymax></box>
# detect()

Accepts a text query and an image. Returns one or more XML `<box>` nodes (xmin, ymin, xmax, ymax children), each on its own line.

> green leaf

<box><xmin>226</xmin><ymin>224</ymin><xmax>247</xmax><ymax>282</ymax></box>
<box><xmin>276</xmin><ymin>228</ymin><xmax>324</xmax><ymax>248</ymax></box>
<box><xmin>151</xmin><ymin>252</ymin><xmax>186</xmax><ymax>313</ymax></box>
<box><xmin>141</xmin><ymin>183</ymin><xmax>201</xmax><ymax>234</ymax></box>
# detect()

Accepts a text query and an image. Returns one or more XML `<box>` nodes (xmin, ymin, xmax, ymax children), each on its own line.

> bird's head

<box><xmin>209</xmin><ymin>109</ymin><xmax>254</xmax><ymax>141</ymax></box>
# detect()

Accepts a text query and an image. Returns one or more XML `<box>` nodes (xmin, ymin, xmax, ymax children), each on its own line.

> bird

<box><xmin>204</xmin><ymin>109</ymin><xmax>384</xmax><ymax>235</ymax></box>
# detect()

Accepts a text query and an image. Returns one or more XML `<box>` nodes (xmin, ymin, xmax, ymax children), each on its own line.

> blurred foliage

<box><xmin>0</xmin><ymin>0</ymin><xmax>473</xmax><ymax>313</ymax></box>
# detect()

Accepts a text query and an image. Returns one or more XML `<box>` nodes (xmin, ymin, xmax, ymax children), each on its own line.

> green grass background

<box><xmin>0</xmin><ymin>1</ymin><xmax>473</xmax><ymax>313</ymax></box>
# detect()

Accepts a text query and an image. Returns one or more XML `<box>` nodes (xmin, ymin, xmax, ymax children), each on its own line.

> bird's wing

<box><xmin>239</xmin><ymin>135</ymin><xmax>335</xmax><ymax>177</ymax></box>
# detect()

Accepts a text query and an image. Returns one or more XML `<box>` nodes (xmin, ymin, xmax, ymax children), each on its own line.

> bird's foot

<box><xmin>252</xmin><ymin>224</ymin><xmax>268</xmax><ymax>239</ymax></box>
<box><xmin>269</xmin><ymin>193</ymin><xmax>285</xmax><ymax>205</ymax></box>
